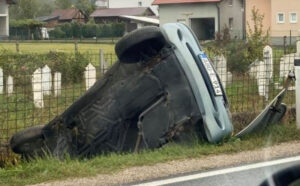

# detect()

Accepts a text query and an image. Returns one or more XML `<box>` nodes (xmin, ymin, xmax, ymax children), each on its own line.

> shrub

<box><xmin>111</xmin><ymin>23</ymin><xmax>125</xmax><ymax>37</ymax></box>
<box><xmin>205</xmin><ymin>7</ymin><xmax>270</xmax><ymax>74</ymax></box>
<box><xmin>215</xmin><ymin>25</ymin><xmax>231</xmax><ymax>47</ymax></box>
<box><xmin>9</xmin><ymin>19</ymin><xmax>45</xmax><ymax>40</ymax></box>
<box><xmin>246</xmin><ymin>7</ymin><xmax>269</xmax><ymax>63</ymax></box>
<box><xmin>72</xmin><ymin>22</ymin><xmax>82</xmax><ymax>39</ymax></box>
<box><xmin>0</xmin><ymin>51</ymin><xmax>89</xmax><ymax>86</ymax></box>
<box><xmin>48</xmin><ymin>23</ymin><xmax>125</xmax><ymax>39</ymax></box>
<box><xmin>82</xmin><ymin>24</ymin><xmax>97</xmax><ymax>38</ymax></box>
<box><xmin>49</xmin><ymin>27</ymin><xmax>66</xmax><ymax>39</ymax></box>
<box><xmin>226</xmin><ymin>41</ymin><xmax>250</xmax><ymax>74</ymax></box>
<box><xmin>60</xmin><ymin>23</ymin><xmax>73</xmax><ymax>38</ymax></box>
<box><xmin>100</xmin><ymin>24</ymin><xmax>112</xmax><ymax>37</ymax></box>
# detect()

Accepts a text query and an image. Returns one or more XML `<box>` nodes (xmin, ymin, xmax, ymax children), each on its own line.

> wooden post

<box><xmin>0</xmin><ymin>68</ymin><xmax>3</xmax><ymax>94</ymax></box>
<box><xmin>85</xmin><ymin>63</ymin><xmax>97</xmax><ymax>90</ymax></box>
<box><xmin>16</xmin><ymin>41</ymin><xmax>19</xmax><ymax>53</ymax></box>
<box><xmin>54</xmin><ymin>72</ymin><xmax>62</xmax><ymax>97</ymax></box>
<box><xmin>100</xmin><ymin>49</ymin><xmax>107</xmax><ymax>74</ymax></box>
<box><xmin>32</xmin><ymin>68</ymin><xmax>44</xmax><ymax>108</ymax></box>
<box><xmin>42</xmin><ymin>65</ymin><xmax>52</xmax><ymax>96</ymax></box>
<box><xmin>7</xmin><ymin>75</ymin><xmax>13</xmax><ymax>96</ymax></box>
<box><xmin>75</xmin><ymin>41</ymin><xmax>78</xmax><ymax>53</ymax></box>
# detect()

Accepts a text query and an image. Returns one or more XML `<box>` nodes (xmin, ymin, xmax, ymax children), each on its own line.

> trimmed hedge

<box><xmin>9</xmin><ymin>19</ymin><xmax>45</xmax><ymax>40</ymax></box>
<box><xmin>49</xmin><ymin>23</ymin><xmax>126</xmax><ymax>39</ymax></box>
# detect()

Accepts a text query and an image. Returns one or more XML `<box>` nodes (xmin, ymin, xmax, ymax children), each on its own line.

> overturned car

<box><xmin>10</xmin><ymin>23</ymin><xmax>292</xmax><ymax>159</ymax></box>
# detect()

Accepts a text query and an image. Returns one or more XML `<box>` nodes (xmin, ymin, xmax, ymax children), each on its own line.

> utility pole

<box><xmin>295</xmin><ymin>59</ymin><xmax>300</xmax><ymax>129</ymax></box>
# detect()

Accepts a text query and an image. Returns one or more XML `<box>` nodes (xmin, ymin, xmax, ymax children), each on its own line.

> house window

<box><xmin>277</xmin><ymin>13</ymin><xmax>285</xmax><ymax>23</ymax></box>
<box><xmin>229</xmin><ymin>18</ymin><xmax>233</xmax><ymax>30</ymax></box>
<box><xmin>228</xmin><ymin>0</ymin><xmax>233</xmax><ymax>6</ymax></box>
<box><xmin>290</xmin><ymin>12</ymin><xmax>298</xmax><ymax>23</ymax></box>
<box><xmin>138</xmin><ymin>1</ymin><xmax>142</xmax><ymax>6</ymax></box>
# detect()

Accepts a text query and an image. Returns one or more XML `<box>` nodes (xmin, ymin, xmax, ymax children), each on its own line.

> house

<box><xmin>246</xmin><ymin>0</ymin><xmax>300</xmax><ymax>45</ymax></box>
<box><xmin>35</xmin><ymin>16</ymin><xmax>60</xmax><ymax>28</ymax></box>
<box><xmin>0</xmin><ymin>0</ymin><xmax>17</xmax><ymax>39</ymax></box>
<box><xmin>51</xmin><ymin>8</ymin><xmax>86</xmax><ymax>24</ymax></box>
<box><xmin>36</xmin><ymin>8</ymin><xmax>86</xmax><ymax>28</ymax></box>
<box><xmin>95</xmin><ymin>0</ymin><xmax>108</xmax><ymax>8</ymax></box>
<box><xmin>219</xmin><ymin>0</ymin><xmax>245</xmax><ymax>39</ymax></box>
<box><xmin>90</xmin><ymin>7</ymin><xmax>158</xmax><ymax>33</ymax></box>
<box><xmin>153</xmin><ymin>0</ymin><xmax>245</xmax><ymax>40</ymax></box>
<box><xmin>108</xmin><ymin>0</ymin><xmax>159</xmax><ymax>15</ymax></box>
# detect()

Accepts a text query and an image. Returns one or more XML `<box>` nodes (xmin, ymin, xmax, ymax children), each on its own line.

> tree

<box><xmin>246</xmin><ymin>6</ymin><xmax>270</xmax><ymax>62</ymax></box>
<box><xmin>10</xmin><ymin>19</ymin><xmax>45</xmax><ymax>39</ymax></box>
<box><xmin>9</xmin><ymin>0</ymin><xmax>55</xmax><ymax>19</ymax></box>
<box><xmin>227</xmin><ymin>7</ymin><xmax>270</xmax><ymax>74</ymax></box>
<box><xmin>55</xmin><ymin>0</ymin><xmax>72</xmax><ymax>9</ymax></box>
<box><xmin>75</xmin><ymin>0</ymin><xmax>96</xmax><ymax>17</ymax></box>
<box><xmin>9</xmin><ymin>0</ymin><xmax>39</xmax><ymax>19</ymax></box>
<box><xmin>37</xmin><ymin>0</ymin><xmax>55</xmax><ymax>17</ymax></box>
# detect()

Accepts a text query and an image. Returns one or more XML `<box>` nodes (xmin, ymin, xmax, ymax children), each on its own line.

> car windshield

<box><xmin>0</xmin><ymin>0</ymin><xmax>299</xmax><ymax>186</ymax></box>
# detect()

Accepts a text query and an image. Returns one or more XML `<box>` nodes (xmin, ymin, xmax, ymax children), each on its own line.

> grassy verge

<box><xmin>0</xmin><ymin>124</ymin><xmax>300</xmax><ymax>186</ymax></box>
<box><xmin>0</xmin><ymin>43</ymin><xmax>115</xmax><ymax>54</ymax></box>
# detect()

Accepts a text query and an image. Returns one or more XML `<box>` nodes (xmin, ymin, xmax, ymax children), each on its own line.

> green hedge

<box><xmin>9</xmin><ymin>19</ymin><xmax>45</xmax><ymax>40</ymax></box>
<box><xmin>0</xmin><ymin>51</ymin><xmax>89</xmax><ymax>86</ymax></box>
<box><xmin>49</xmin><ymin>23</ymin><xmax>126</xmax><ymax>39</ymax></box>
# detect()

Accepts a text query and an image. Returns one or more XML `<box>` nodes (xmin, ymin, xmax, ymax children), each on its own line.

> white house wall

<box><xmin>0</xmin><ymin>0</ymin><xmax>9</xmax><ymax>37</ymax></box>
<box><xmin>158</xmin><ymin>3</ymin><xmax>219</xmax><ymax>32</ymax></box>
<box><xmin>108</xmin><ymin>0</ymin><xmax>158</xmax><ymax>15</ymax></box>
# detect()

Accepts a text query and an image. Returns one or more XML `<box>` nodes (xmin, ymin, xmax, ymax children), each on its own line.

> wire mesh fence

<box><xmin>0</xmin><ymin>47</ymin><xmax>298</xmax><ymax>160</ymax></box>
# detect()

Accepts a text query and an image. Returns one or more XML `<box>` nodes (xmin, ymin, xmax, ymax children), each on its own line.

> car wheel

<box><xmin>10</xmin><ymin>125</ymin><xmax>44</xmax><ymax>154</ymax></box>
<box><xmin>115</xmin><ymin>26</ymin><xmax>167</xmax><ymax>63</ymax></box>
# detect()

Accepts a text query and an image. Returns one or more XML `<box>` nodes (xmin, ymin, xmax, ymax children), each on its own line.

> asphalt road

<box><xmin>133</xmin><ymin>156</ymin><xmax>300</xmax><ymax>186</ymax></box>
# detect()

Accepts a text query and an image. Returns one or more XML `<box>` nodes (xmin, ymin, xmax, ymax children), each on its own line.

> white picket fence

<box><xmin>0</xmin><ymin>42</ymin><xmax>299</xmax><ymax>108</ymax></box>
<box><xmin>0</xmin><ymin>63</ymin><xmax>98</xmax><ymax>108</ymax></box>
<box><xmin>213</xmin><ymin>41</ymin><xmax>300</xmax><ymax>102</ymax></box>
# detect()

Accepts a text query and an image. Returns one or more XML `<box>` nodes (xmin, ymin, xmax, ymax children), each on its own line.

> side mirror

<box><xmin>260</xmin><ymin>165</ymin><xmax>300</xmax><ymax>186</ymax></box>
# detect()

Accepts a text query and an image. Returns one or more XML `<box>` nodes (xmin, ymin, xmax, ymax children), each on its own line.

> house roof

<box><xmin>6</xmin><ymin>0</ymin><xmax>17</xmax><ymax>4</ymax></box>
<box><xmin>35</xmin><ymin>16</ymin><xmax>59</xmax><ymax>22</ymax></box>
<box><xmin>152</xmin><ymin>0</ymin><xmax>220</xmax><ymax>5</ymax></box>
<box><xmin>90</xmin><ymin>7</ymin><xmax>154</xmax><ymax>17</ymax></box>
<box><xmin>51</xmin><ymin>9</ymin><xmax>82</xmax><ymax>21</ymax></box>
<box><xmin>119</xmin><ymin>15</ymin><xmax>159</xmax><ymax>25</ymax></box>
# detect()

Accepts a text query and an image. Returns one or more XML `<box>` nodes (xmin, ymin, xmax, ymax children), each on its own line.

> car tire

<box><xmin>10</xmin><ymin>125</ymin><xmax>44</xmax><ymax>154</ymax></box>
<box><xmin>115</xmin><ymin>26</ymin><xmax>167</xmax><ymax>63</ymax></box>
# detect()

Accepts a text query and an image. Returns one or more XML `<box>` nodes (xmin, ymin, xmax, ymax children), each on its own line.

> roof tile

<box><xmin>51</xmin><ymin>9</ymin><xmax>80</xmax><ymax>20</ymax></box>
<box><xmin>152</xmin><ymin>0</ymin><xmax>220</xmax><ymax>5</ymax></box>
<box><xmin>90</xmin><ymin>7</ymin><xmax>153</xmax><ymax>17</ymax></box>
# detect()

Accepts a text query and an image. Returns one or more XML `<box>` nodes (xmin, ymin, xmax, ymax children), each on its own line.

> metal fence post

<box><xmin>295</xmin><ymin>59</ymin><xmax>300</xmax><ymax>129</ymax></box>
<box><xmin>99</xmin><ymin>49</ymin><xmax>105</xmax><ymax>74</ymax></box>
<box><xmin>290</xmin><ymin>30</ymin><xmax>292</xmax><ymax>46</ymax></box>
<box><xmin>284</xmin><ymin>36</ymin><xmax>287</xmax><ymax>54</ymax></box>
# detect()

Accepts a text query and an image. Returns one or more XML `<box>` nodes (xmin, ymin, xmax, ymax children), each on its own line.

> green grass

<box><xmin>0</xmin><ymin>83</ymin><xmax>86</xmax><ymax>141</ymax></box>
<box><xmin>0</xmin><ymin>42</ymin><xmax>297</xmax><ymax>185</ymax></box>
<box><xmin>0</xmin><ymin>43</ymin><xmax>115</xmax><ymax>54</ymax></box>
<box><xmin>0</xmin><ymin>124</ymin><xmax>299</xmax><ymax>186</ymax></box>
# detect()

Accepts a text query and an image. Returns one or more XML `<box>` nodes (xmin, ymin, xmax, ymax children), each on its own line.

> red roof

<box><xmin>6</xmin><ymin>0</ymin><xmax>17</xmax><ymax>4</ymax></box>
<box><xmin>152</xmin><ymin>0</ymin><xmax>220</xmax><ymax>5</ymax></box>
<box><xmin>90</xmin><ymin>7</ymin><xmax>154</xmax><ymax>17</ymax></box>
<box><xmin>51</xmin><ymin>9</ymin><xmax>81</xmax><ymax>21</ymax></box>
